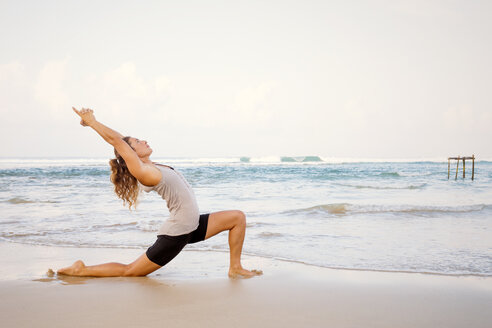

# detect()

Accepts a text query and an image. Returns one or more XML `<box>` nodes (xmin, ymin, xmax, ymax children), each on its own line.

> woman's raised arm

<box><xmin>72</xmin><ymin>107</ymin><xmax>123</xmax><ymax>143</ymax></box>
<box><xmin>72</xmin><ymin>107</ymin><xmax>161</xmax><ymax>186</ymax></box>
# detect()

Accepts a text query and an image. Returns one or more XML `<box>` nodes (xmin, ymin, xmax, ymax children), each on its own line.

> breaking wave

<box><xmin>5</xmin><ymin>197</ymin><xmax>59</xmax><ymax>204</ymax></box>
<box><xmin>334</xmin><ymin>183</ymin><xmax>427</xmax><ymax>190</ymax></box>
<box><xmin>283</xmin><ymin>203</ymin><xmax>490</xmax><ymax>216</ymax></box>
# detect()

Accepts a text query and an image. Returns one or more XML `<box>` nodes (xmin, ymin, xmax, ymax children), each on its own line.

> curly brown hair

<box><xmin>109</xmin><ymin>136</ymin><xmax>140</xmax><ymax>209</ymax></box>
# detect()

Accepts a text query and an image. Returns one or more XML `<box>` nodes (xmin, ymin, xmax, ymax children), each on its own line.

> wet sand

<box><xmin>0</xmin><ymin>242</ymin><xmax>491</xmax><ymax>328</ymax></box>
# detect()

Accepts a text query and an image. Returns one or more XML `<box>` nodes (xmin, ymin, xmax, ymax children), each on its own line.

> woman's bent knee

<box><xmin>235</xmin><ymin>210</ymin><xmax>246</xmax><ymax>226</ymax></box>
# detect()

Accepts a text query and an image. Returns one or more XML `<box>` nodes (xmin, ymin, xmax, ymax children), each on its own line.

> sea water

<box><xmin>1</xmin><ymin>157</ymin><xmax>491</xmax><ymax>276</ymax></box>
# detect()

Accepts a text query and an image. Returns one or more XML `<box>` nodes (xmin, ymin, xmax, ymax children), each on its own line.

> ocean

<box><xmin>1</xmin><ymin>157</ymin><xmax>491</xmax><ymax>276</ymax></box>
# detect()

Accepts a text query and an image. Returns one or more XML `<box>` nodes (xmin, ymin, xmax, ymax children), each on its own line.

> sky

<box><xmin>1</xmin><ymin>0</ymin><xmax>491</xmax><ymax>159</ymax></box>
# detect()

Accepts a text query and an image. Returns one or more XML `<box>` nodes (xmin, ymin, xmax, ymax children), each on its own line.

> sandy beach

<box><xmin>0</xmin><ymin>242</ymin><xmax>491</xmax><ymax>328</ymax></box>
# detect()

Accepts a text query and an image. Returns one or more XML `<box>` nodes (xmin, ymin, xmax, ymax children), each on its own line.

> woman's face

<box><xmin>129</xmin><ymin>137</ymin><xmax>153</xmax><ymax>158</ymax></box>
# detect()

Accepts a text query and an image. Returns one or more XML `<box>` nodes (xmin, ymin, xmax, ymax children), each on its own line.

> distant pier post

<box><xmin>455</xmin><ymin>156</ymin><xmax>459</xmax><ymax>180</ymax></box>
<box><xmin>472</xmin><ymin>155</ymin><xmax>475</xmax><ymax>180</ymax></box>
<box><xmin>448</xmin><ymin>155</ymin><xmax>476</xmax><ymax>180</ymax></box>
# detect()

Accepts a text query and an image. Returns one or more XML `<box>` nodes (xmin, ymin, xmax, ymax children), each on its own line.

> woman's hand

<box><xmin>72</xmin><ymin>107</ymin><xmax>96</xmax><ymax>127</ymax></box>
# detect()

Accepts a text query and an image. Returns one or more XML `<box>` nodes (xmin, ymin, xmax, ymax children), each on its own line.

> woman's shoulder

<box><xmin>134</xmin><ymin>163</ymin><xmax>161</xmax><ymax>190</ymax></box>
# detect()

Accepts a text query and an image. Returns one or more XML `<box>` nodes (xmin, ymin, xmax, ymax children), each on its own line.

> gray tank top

<box><xmin>138</xmin><ymin>164</ymin><xmax>199</xmax><ymax>236</ymax></box>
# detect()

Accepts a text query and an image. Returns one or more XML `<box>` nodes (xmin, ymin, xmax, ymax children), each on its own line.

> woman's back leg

<box><xmin>57</xmin><ymin>253</ymin><xmax>161</xmax><ymax>277</ymax></box>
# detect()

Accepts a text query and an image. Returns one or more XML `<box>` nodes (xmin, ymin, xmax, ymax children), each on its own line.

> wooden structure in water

<box><xmin>448</xmin><ymin>155</ymin><xmax>475</xmax><ymax>180</ymax></box>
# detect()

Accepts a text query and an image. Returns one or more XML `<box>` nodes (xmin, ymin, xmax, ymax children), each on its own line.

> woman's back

<box><xmin>139</xmin><ymin>164</ymin><xmax>199</xmax><ymax>236</ymax></box>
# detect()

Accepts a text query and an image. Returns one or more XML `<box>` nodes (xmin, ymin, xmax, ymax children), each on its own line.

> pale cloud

<box><xmin>232</xmin><ymin>82</ymin><xmax>276</xmax><ymax>124</ymax></box>
<box><xmin>340</xmin><ymin>99</ymin><xmax>371</xmax><ymax>130</ymax></box>
<box><xmin>443</xmin><ymin>105</ymin><xmax>491</xmax><ymax>132</ymax></box>
<box><xmin>315</xmin><ymin>96</ymin><xmax>380</xmax><ymax>136</ymax></box>
<box><xmin>75</xmin><ymin>62</ymin><xmax>174</xmax><ymax>129</ymax></box>
<box><xmin>0</xmin><ymin>61</ymin><xmax>26</xmax><ymax>85</ymax></box>
<box><xmin>389</xmin><ymin>0</ymin><xmax>461</xmax><ymax>19</ymax></box>
<box><xmin>155</xmin><ymin>76</ymin><xmax>174</xmax><ymax>96</ymax></box>
<box><xmin>1</xmin><ymin>59</ymin><xmax>175</xmax><ymax>138</ymax></box>
<box><xmin>151</xmin><ymin>80</ymin><xmax>278</xmax><ymax>130</ymax></box>
<box><xmin>101</xmin><ymin>62</ymin><xmax>150</xmax><ymax>104</ymax></box>
<box><xmin>0</xmin><ymin>61</ymin><xmax>29</xmax><ymax>115</ymax></box>
<box><xmin>34</xmin><ymin>58</ymin><xmax>70</xmax><ymax>115</ymax></box>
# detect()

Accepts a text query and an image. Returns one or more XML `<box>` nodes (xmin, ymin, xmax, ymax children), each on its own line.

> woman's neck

<box><xmin>140</xmin><ymin>156</ymin><xmax>153</xmax><ymax>165</ymax></box>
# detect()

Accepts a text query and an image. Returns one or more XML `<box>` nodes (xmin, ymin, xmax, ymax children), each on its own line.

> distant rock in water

<box><xmin>281</xmin><ymin>156</ymin><xmax>323</xmax><ymax>163</ymax></box>
<box><xmin>240</xmin><ymin>157</ymin><xmax>251</xmax><ymax>163</ymax></box>
<box><xmin>378</xmin><ymin>172</ymin><xmax>400</xmax><ymax>177</ymax></box>
<box><xmin>302</xmin><ymin>156</ymin><xmax>323</xmax><ymax>162</ymax></box>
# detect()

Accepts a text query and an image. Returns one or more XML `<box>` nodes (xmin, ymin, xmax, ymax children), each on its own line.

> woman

<box><xmin>57</xmin><ymin>107</ymin><xmax>261</xmax><ymax>278</ymax></box>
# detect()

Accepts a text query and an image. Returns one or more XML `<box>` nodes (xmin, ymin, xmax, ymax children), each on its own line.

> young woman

<box><xmin>57</xmin><ymin>107</ymin><xmax>261</xmax><ymax>278</ymax></box>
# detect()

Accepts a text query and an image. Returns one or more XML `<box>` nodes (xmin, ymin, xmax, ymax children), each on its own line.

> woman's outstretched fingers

<box><xmin>72</xmin><ymin>107</ymin><xmax>96</xmax><ymax>126</ymax></box>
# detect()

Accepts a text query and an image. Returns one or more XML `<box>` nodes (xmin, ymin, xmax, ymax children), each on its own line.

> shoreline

<box><xmin>0</xmin><ymin>240</ymin><xmax>489</xmax><ymax>279</ymax></box>
<box><xmin>1</xmin><ymin>242</ymin><xmax>491</xmax><ymax>327</ymax></box>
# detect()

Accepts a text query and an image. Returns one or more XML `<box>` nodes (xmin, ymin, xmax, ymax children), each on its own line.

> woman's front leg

<box><xmin>206</xmin><ymin>210</ymin><xmax>262</xmax><ymax>278</ymax></box>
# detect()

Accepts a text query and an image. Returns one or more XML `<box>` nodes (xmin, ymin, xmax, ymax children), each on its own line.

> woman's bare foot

<box><xmin>228</xmin><ymin>266</ymin><xmax>263</xmax><ymax>279</ymax></box>
<box><xmin>57</xmin><ymin>260</ymin><xmax>85</xmax><ymax>276</ymax></box>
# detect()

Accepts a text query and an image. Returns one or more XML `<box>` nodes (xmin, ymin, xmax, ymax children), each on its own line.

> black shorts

<box><xmin>146</xmin><ymin>213</ymin><xmax>210</xmax><ymax>266</ymax></box>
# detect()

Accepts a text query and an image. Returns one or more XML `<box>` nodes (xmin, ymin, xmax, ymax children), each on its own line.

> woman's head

<box><xmin>126</xmin><ymin>137</ymin><xmax>153</xmax><ymax>159</ymax></box>
<box><xmin>109</xmin><ymin>136</ymin><xmax>140</xmax><ymax>209</ymax></box>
